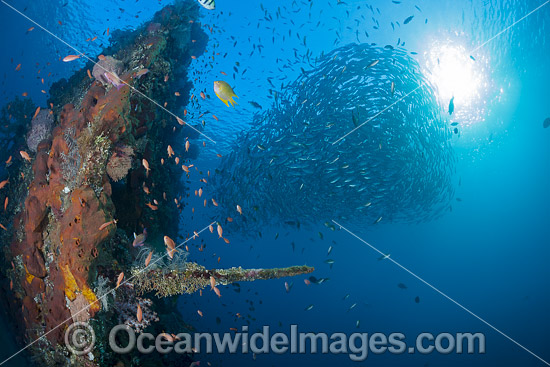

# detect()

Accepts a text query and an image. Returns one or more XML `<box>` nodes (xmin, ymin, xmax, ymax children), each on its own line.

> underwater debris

<box><xmin>132</xmin><ymin>261</ymin><xmax>314</xmax><ymax>298</ymax></box>
<box><xmin>3</xmin><ymin>2</ymin><xmax>204</xmax><ymax>361</ymax></box>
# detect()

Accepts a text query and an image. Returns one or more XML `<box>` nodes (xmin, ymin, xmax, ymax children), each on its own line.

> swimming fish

<box><xmin>0</xmin><ymin>180</ymin><xmax>8</xmax><ymax>190</ymax></box>
<box><xmin>142</xmin><ymin>159</ymin><xmax>151</xmax><ymax>173</ymax></box>
<box><xmin>403</xmin><ymin>15</ymin><xmax>414</xmax><ymax>24</ymax></box>
<box><xmin>448</xmin><ymin>96</ymin><xmax>455</xmax><ymax>115</ymax></box>
<box><xmin>164</xmin><ymin>235</ymin><xmax>176</xmax><ymax>250</ymax></box>
<box><xmin>145</xmin><ymin>251</ymin><xmax>153</xmax><ymax>267</ymax></box>
<box><xmin>324</xmin><ymin>259</ymin><xmax>335</xmax><ymax>269</ymax></box>
<box><xmin>304</xmin><ymin>304</ymin><xmax>314</xmax><ymax>311</ymax></box>
<box><xmin>213</xmin><ymin>286</ymin><xmax>221</xmax><ymax>298</ymax></box>
<box><xmin>415</xmin><ymin>296</ymin><xmax>420</xmax><ymax>303</ymax></box>
<box><xmin>133</xmin><ymin>229</ymin><xmax>147</xmax><ymax>247</ymax></box>
<box><xmin>116</xmin><ymin>272</ymin><xmax>124</xmax><ymax>288</ymax></box>
<box><xmin>134</xmin><ymin>68</ymin><xmax>149</xmax><ymax>79</ymax></box>
<box><xmin>248</xmin><ymin>101</ymin><xmax>262</xmax><ymax>109</ymax></box>
<box><xmin>284</xmin><ymin>281</ymin><xmax>292</xmax><ymax>293</ymax></box>
<box><xmin>62</xmin><ymin>55</ymin><xmax>80</xmax><ymax>62</ymax></box>
<box><xmin>213</xmin><ymin>81</ymin><xmax>239</xmax><ymax>107</ymax></box>
<box><xmin>20</xmin><ymin>151</ymin><xmax>31</xmax><ymax>162</ymax></box>
<box><xmin>543</xmin><ymin>117</ymin><xmax>550</xmax><ymax>128</ymax></box>
<box><xmin>98</xmin><ymin>219</ymin><xmax>116</xmax><ymax>231</ymax></box>
<box><xmin>104</xmin><ymin>71</ymin><xmax>124</xmax><ymax>90</ymax></box>
<box><xmin>136</xmin><ymin>304</ymin><xmax>143</xmax><ymax>322</ymax></box>
<box><xmin>365</xmin><ymin>59</ymin><xmax>379</xmax><ymax>69</ymax></box>
<box><xmin>197</xmin><ymin>0</ymin><xmax>215</xmax><ymax>10</ymax></box>
<box><xmin>397</xmin><ymin>283</ymin><xmax>407</xmax><ymax>289</ymax></box>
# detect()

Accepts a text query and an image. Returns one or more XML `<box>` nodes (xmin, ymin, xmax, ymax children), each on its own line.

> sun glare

<box><xmin>425</xmin><ymin>43</ymin><xmax>483</xmax><ymax>107</ymax></box>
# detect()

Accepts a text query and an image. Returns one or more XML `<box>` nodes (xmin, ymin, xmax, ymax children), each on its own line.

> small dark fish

<box><xmin>248</xmin><ymin>101</ymin><xmax>262</xmax><ymax>109</ymax></box>
<box><xmin>470</xmin><ymin>55</ymin><xmax>476</xmax><ymax>61</ymax></box>
<box><xmin>397</xmin><ymin>283</ymin><xmax>407</xmax><ymax>289</ymax></box>
<box><xmin>456</xmin><ymin>197</ymin><xmax>462</xmax><ymax>202</ymax></box>
<box><xmin>403</xmin><ymin>15</ymin><xmax>414</xmax><ymax>24</ymax></box>
<box><xmin>415</xmin><ymin>296</ymin><xmax>420</xmax><ymax>303</ymax></box>
<box><xmin>448</xmin><ymin>96</ymin><xmax>455</xmax><ymax>115</ymax></box>
<box><xmin>544</xmin><ymin>117</ymin><xmax>550</xmax><ymax>128</ymax></box>
<box><xmin>450</xmin><ymin>122</ymin><xmax>459</xmax><ymax>126</ymax></box>
<box><xmin>305</xmin><ymin>304</ymin><xmax>314</xmax><ymax>311</ymax></box>
<box><xmin>216</xmin><ymin>317</ymin><xmax>221</xmax><ymax>325</ymax></box>
<box><xmin>453</xmin><ymin>128</ymin><xmax>459</xmax><ymax>134</ymax></box>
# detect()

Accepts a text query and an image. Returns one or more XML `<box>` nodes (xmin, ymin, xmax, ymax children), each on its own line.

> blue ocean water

<box><xmin>1</xmin><ymin>0</ymin><xmax>549</xmax><ymax>366</ymax></box>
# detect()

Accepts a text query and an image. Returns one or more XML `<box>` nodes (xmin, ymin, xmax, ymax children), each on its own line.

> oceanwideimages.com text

<box><xmin>108</xmin><ymin>325</ymin><xmax>486</xmax><ymax>361</ymax></box>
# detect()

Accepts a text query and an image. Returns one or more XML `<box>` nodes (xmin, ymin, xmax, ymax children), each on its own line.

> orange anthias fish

<box><xmin>145</xmin><ymin>251</ymin><xmax>153</xmax><ymax>267</ymax></box>
<box><xmin>0</xmin><ymin>180</ymin><xmax>9</xmax><ymax>190</ymax></box>
<box><xmin>33</xmin><ymin>106</ymin><xmax>40</xmax><ymax>119</ymax></box>
<box><xmin>116</xmin><ymin>272</ymin><xmax>124</xmax><ymax>288</ymax></box>
<box><xmin>136</xmin><ymin>304</ymin><xmax>143</xmax><ymax>322</ymax></box>
<box><xmin>217</xmin><ymin>224</ymin><xmax>223</xmax><ymax>238</ymax></box>
<box><xmin>146</xmin><ymin>202</ymin><xmax>158</xmax><ymax>211</ymax></box>
<box><xmin>236</xmin><ymin>205</ymin><xmax>243</xmax><ymax>215</ymax></box>
<box><xmin>62</xmin><ymin>55</ymin><xmax>81</xmax><ymax>62</ymax></box>
<box><xmin>98</xmin><ymin>219</ymin><xmax>117</xmax><ymax>231</ymax></box>
<box><xmin>19</xmin><ymin>151</ymin><xmax>31</xmax><ymax>162</ymax></box>
<box><xmin>185</xmin><ymin>141</ymin><xmax>190</xmax><ymax>152</ymax></box>
<box><xmin>167</xmin><ymin>145</ymin><xmax>175</xmax><ymax>157</ymax></box>
<box><xmin>164</xmin><ymin>236</ymin><xmax>176</xmax><ymax>251</ymax></box>
<box><xmin>213</xmin><ymin>286</ymin><xmax>221</xmax><ymax>298</ymax></box>
<box><xmin>197</xmin><ymin>310</ymin><xmax>203</xmax><ymax>317</ymax></box>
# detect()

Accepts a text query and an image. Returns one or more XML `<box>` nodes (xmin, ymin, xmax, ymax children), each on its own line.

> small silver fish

<box><xmin>365</xmin><ymin>59</ymin><xmax>379</xmax><ymax>69</ymax></box>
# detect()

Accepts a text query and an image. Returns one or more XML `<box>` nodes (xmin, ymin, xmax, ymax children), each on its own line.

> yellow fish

<box><xmin>213</xmin><ymin>81</ymin><xmax>238</xmax><ymax>107</ymax></box>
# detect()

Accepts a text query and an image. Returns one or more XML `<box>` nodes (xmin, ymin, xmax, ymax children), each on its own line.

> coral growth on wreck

<box><xmin>26</xmin><ymin>109</ymin><xmax>54</xmax><ymax>152</ymax></box>
<box><xmin>106</xmin><ymin>144</ymin><xmax>134</xmax><ymax>182</ymax></box>
<box><xmin>132</xmin><ymin>259</ymin><xmax>315</xmax><ymax>298</ymax></box>
<box><xmin>0</xmin><ymin>2</ymin><xmax>315</xmax><ymax>367</ymax></box>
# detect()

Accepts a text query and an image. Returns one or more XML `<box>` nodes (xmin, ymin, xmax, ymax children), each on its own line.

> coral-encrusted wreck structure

<box><xmin>0</xmin><ymin>2</ymin><xmax>312</xmax><ymax>366</ymax></box>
